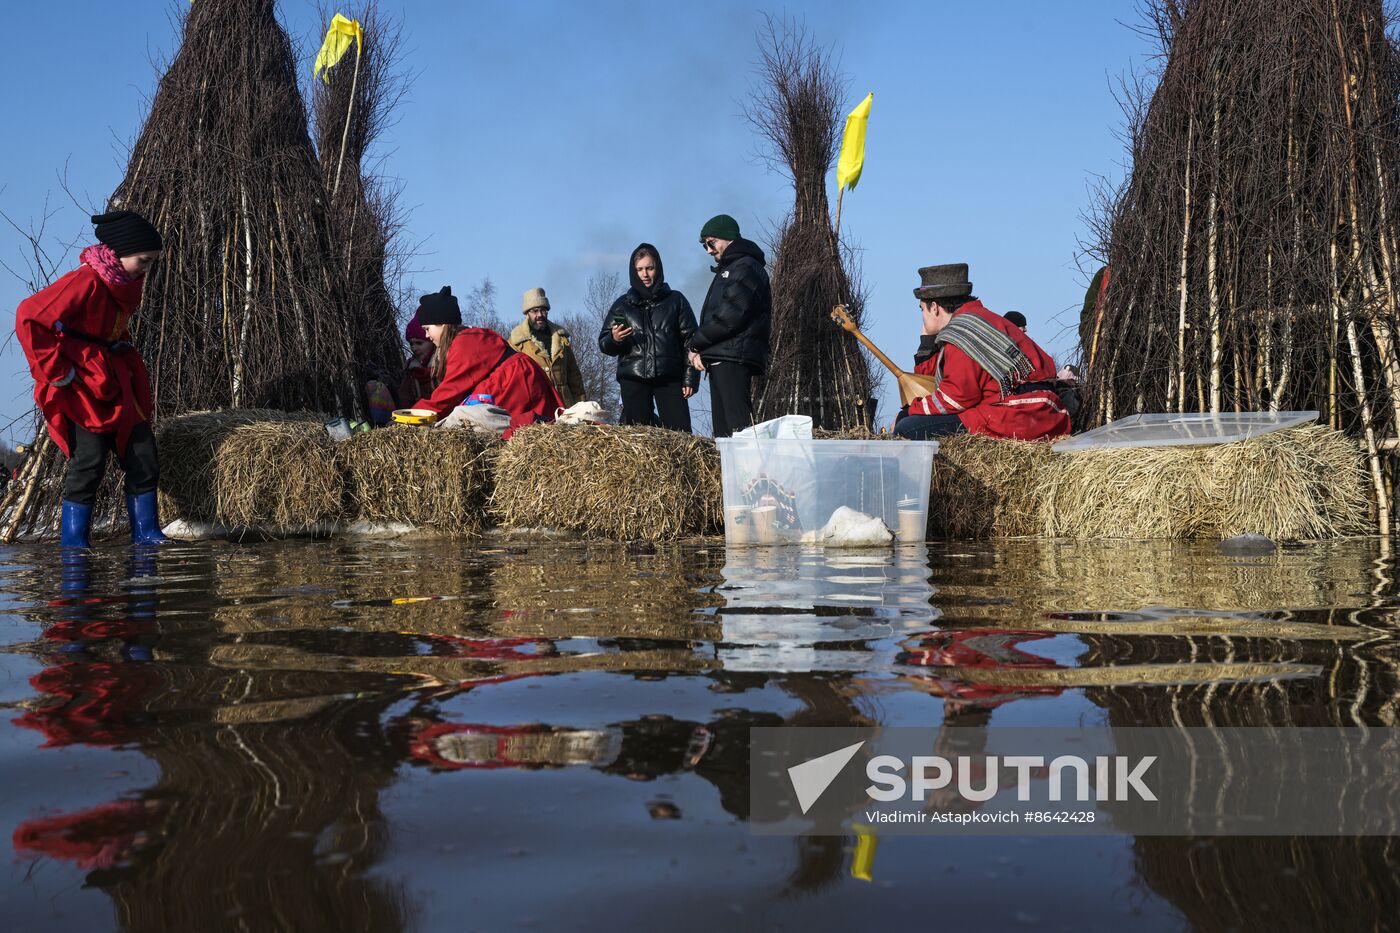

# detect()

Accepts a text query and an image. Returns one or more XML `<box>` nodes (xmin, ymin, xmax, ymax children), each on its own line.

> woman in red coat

<box><xmin>894</xmin><ymin>263</ymin><xmax>1071</xmax><ymax>441</ymax></box>
<box><xmin>15</xmin><ymin>211</ymin><xmax>170</xmax><ymax>547</ymax></box>
<box><xmin>411</xmin><ymin>286</ymin><xmax>562</xmax><ymax>439</ymax></box>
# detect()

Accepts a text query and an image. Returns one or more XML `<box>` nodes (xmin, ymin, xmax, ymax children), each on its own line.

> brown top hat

<box><xmin>914</xmin><ymin>263</ymin><xmax>972</xmax><ymax>300</ymax></box>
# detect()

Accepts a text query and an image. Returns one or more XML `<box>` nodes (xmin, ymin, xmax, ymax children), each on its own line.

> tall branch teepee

<box><xmin>749</xmin><ymin>18</ymin><xmax>875</xmax><ymax>431</ymax></box>
<box><xmin>1082</xmin><ymin>0</ymin><xmax>1400</xmax><ymax>529</ymax></box>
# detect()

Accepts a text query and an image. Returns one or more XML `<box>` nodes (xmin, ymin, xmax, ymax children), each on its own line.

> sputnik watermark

<box><xmin>752</xmin><ymin>727</ymin><xmax>1400</xmax><ymax>835</ymax></box>
<box><xmin>866</xmin><ymin>753</ymin><xmax>1156</xmax><ymax>803</ymax></box>
<box><xmin>788</xmin><ymin>743</ymin><xmax>1154</xmax><ymax>813</ymax></box>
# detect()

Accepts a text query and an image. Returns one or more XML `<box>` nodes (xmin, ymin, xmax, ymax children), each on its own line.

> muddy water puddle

<box><xmin>1</xmin><ymin>538</ymin><xmax>1397</xmax><ymax>931</ymax></box>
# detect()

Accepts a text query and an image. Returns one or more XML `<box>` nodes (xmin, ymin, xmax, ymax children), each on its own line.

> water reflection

<box><xmin>713</xmin><ymin>545</ymin><xmax>938</xmax><ymax>671</ymax></box>
<box><xmin>1</xmin><ymin>538</ymin><xmax>1399</xmax><ymax>929</ymax></box>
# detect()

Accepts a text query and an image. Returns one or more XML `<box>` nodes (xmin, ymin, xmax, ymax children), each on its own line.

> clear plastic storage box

<box><xmin>716</xmin><ymin>437</ymin><xmax>939</xmax><ymax>546</ymax></box>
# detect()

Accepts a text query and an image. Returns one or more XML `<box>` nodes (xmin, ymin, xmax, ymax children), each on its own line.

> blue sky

<box><xmin>0</xmin><ymin>1</ymin><xmax>1152</xmax><ymax>438</ymax></box>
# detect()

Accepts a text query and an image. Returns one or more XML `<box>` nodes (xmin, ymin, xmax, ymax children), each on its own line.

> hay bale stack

<box><xmin>336</xmin><ymin>426</ymin><xmax>500</xmax><ymax>533</ymax></box>
<box><xmin>490</xmin><ymin>424</ymin><xmax>720</xmax><ymax>540</ymax></box>
<box><xmin>930</xmin><ymin>434</ymin><xmax>1055</xmax><ymax>538</ymax></box>
<box><xmin>157</xmin><ymin>410</ymin><xmax>341</xmax><ymax>528</ymax></box>
<box><xmin>1042</xmin><ymin>426</ymin><xmax>1371</xmax><ymax>540</ymax></box>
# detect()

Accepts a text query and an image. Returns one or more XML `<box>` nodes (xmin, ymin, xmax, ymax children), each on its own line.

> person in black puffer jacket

<box><xmin>599</xmin><ymin>243</ymin><xmax>700</xmax><ymax>432</ymax></box>
<box><xmin>687</xmin><ymin>214</ymin><xmax>771</xmax><ymax>437</ymax></box>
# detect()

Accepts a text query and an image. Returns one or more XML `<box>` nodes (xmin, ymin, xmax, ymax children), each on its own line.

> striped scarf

<box><xmin>936</xmin><ymin>311</ymin><xmax>1034</xmax><ymax>399</ymax></box>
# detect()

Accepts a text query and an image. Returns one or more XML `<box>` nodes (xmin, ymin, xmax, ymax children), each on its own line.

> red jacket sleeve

<box><xmin>417</xmin><ymin>334</ymin><xmax>500</xmax><ymax>416</ymax></box>
<box><xmin>15</xmin><ymin>273</ymin><xmax>93</xmax><ymax>386</ymax></box>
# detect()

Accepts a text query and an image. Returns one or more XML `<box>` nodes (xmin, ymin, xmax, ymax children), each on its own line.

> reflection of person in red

<box><xmin>898</xmin><ymin>629</ymin><xmax>1064</xmax><ymax>704</ymax></box>
<box><xmin>407</xmin><ymin>723</ymin><xmax>559</xmax><ymax>771</ymax></box>
<box><xmin>13</xmin><ymin>799</ymin><xmax>162</xmax><ymax>870</ymax></box>
<box><xmin>896</xmin><ymin>630</ymin><xmax>1064</xmax><ymax>813</ymax></box>
<box><xmin>13</xmin><ymin>661</ymin><xmax>162</xmax><ymax>748</ymax></box>
<box><xmin>42</xmin><ymin>617</ymin><xmax>156</xmax><ymax>646</ymax></box>
<box><xmin>414</xmin><ymin>634</ymin><xmax>544</xmax><ymax>660</ymax></box>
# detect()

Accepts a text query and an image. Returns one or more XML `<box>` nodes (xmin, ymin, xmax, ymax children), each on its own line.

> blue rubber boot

<box><xmin>126</xmin><ymin>491</ymin><xmax>171</xmax><ymax>545</ymax></box>
<box><xmin>60</xmin><ymin>500</ymin><xmax>92</xmax><ymax>548</ymax></box>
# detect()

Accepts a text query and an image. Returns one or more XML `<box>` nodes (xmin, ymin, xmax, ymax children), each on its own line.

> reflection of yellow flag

<box><xmin>851</xmin><ymin>824</ymin><xmax>878</xmax><ymax>882</ymax></box>
<box><xmin>836</xmin><ymin>92</ymin><xmax>874</xmax><ymax>191</ymax></box>
<box><xmin>314</xmin><ymin>13</ymin><xmax>363</xmax><ymax>82</ymax></box>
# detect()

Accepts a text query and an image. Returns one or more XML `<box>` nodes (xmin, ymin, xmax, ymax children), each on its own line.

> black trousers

<box><xmin>64</xmin><ymin>422</ymin><xmax>160</xmax><ymax>505</ymax></box>
<box><xmin>707</xmin><ymin>362</ymin><xmax>755</xmax><ymax>438</ymax></box>
<box><xmin>619</xmin><ymin>378</ymin><xmax>692</xmax><ymax>433</ymax></box>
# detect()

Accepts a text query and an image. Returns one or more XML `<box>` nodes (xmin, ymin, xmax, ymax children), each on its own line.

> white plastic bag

<box><xmin>555</xmin><ymin>400</ymin><xmax>609</xmax><ymax>425</ymax></box>
<box><xmin>731</xmin><ymin>414</ymin><xmax>813</xmax><ymax>440</ymax></box>
<box><xmin>437</xmin><ymin>404</ymin><xmax>512</xmax><ymax>434</ymax></box>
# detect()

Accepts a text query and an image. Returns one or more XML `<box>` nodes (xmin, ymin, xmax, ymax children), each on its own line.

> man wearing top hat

<box><xmin>894</xmin><ymin>263</ymin><xmax>1071</xmax><ymax>441</ymax></box>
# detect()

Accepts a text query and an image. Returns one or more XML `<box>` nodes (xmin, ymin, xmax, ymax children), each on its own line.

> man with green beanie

<box><xmin>687</xmin><ymin>214</ymin><xmax>771</xmax><ymax>437</ymax></box>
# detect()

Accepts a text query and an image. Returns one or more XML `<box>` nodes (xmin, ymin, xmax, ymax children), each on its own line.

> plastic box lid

<box><xmin>1053</xmin><ymin>410</ymin><xmax>1320</xmax><ymax>453</ymax></box>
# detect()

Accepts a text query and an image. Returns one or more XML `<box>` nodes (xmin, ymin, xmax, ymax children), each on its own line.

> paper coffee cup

<box><xmin>750</xmin><ymin>506</ymin><xmax>778</xmax><ymax>544</ymax></box>
<box><xmin>898</xmin><ymin>502</ymin><xmax>924</xmax><ymax>543</ymax></box>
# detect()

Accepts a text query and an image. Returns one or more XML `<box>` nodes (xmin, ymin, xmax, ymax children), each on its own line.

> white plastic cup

<box><xmin>726</xmin><ymin>506</ymin><xmax>751</xmax><ymax>545</ymax></box>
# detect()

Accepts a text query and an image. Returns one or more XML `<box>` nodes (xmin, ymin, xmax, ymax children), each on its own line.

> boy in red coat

<box><xmin>411</xmin><ymin>287</ymin><xmax>561</xmax><ymax>439</ymax></box>
<box><xmin>893</xmin><ymin>263</ymin><xmax>1071</xmax><ymax>441</ymax></box>
<box><xmin>15</xmin><ymin>211</ymin><xmax>171</xmax><ymax>546</ymax></box>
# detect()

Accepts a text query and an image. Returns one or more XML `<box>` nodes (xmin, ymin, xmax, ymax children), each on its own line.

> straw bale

<box><xmin>337</xmin><ymin>425</ymin><xmax>500</xmax><ymax>533</ymax></box>
<box><xmin>490</xmin><ymin>424</ymin><xmax>720</xmax><ymax>540</ymax></box>
<box><xmin>157</xmin><ymin>409</ymin><xmax>340</xmax><ymax>528</ymax></box>
<box><xmin>1040</xmin><ymin>426</ymin><xmax>1370</xmax><ymax>540</ymax></box>
<box><xmin>930</xmin><ymin>434</ymin><xmax>1056</xmax><ymax>538</ymax></box>
<box><xmin>1207</xmin><ymin>426</ymin><xmax>1371</xmax><ymax>539</ymax></box>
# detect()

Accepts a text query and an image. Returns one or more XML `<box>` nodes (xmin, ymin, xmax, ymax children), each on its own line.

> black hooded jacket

<box><xmin>598</xmin><ymin>244</ymin><xmax>700</xmax><ymax>388</ymax></box>
<box><xmin>688</xmin><ymin>237</ymin><xmax>771</xmax><ymax>371</ymax></box>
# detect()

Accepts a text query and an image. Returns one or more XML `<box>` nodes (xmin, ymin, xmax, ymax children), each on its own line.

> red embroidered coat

<box><xmin>910</xmin><ymin>300</ymin><xmax>1070</xmax><ymax>440</ymax></box>
<box><xmin>16</xmin><ymin>261</ymin><xmax>153</xmax><ymax>457</ymax></box>
<box><xmin>417</xmin><ymin>328</ymin><xmax>562</xmax><ymax>438</ymax></box>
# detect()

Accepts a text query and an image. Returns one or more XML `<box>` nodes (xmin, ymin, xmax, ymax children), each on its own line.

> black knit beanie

<box><xmin>92</xmin><ymin>211</ymin><xmax>163</xmax><ymax>257</ymax></box>
<box><xmin>416</xmin><ymin>286</ymin><xmax>462</xmax><ymax>326</ymax></box>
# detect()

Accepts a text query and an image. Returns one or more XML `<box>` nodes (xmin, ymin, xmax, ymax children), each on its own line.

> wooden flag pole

<box><xmin>331</xmin><ymin>39</ymin><xmax>363</xmax><ymax>199</ymax></box>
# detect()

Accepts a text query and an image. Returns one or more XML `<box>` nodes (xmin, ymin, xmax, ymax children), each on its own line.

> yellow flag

<box><xmin>836</xmin><ymin>92</ymin><xmax>874</xmax><ymax>191</ymax></box>
<box><xmin>314</xmin><ymin>13</ymin><xmax>363</xmax><ymax>83</ymax></box>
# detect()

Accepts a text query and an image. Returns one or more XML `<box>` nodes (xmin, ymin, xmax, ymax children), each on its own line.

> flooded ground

<box><xmin>1</xmin><ymin>536</ymin><xmax>1398</xmax><ymax>931</ymax></box>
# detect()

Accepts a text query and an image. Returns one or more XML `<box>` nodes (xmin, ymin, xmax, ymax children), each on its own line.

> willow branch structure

<box><xmin>1081</xmin><ymin>0</ymin><xmax>1400</xmax><ymax>531</ymax></box>
<box><xmin>2</xmin><ymin>0</ymin><xmax>407</xmax><ymax>540</ymax></box>
<box><xmin>749</xmin><ymin>19</ymin><xmax>875</xmax><ymax>431</ymax></box>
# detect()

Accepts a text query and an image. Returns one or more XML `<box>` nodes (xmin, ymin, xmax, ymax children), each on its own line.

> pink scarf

<box><xmin>79</xmin><ymin>243</ymin><xmax>145</xmax><ymax>314</ymax></box>
<box><xmin>80</xmin><ymin>244</ymin><xmax>133</xmax><ymax>287</ymax></box>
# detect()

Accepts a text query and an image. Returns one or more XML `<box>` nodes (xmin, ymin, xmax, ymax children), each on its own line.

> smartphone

<box><xmin>612</xmin><ymin>315</ymin><xmax>629</xmax><ymax>328</ymax></box>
